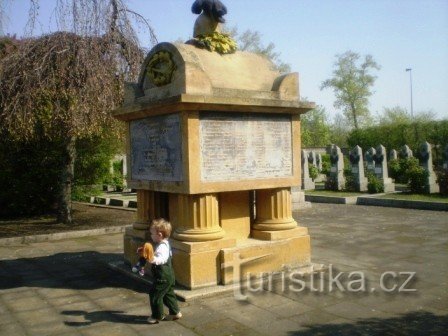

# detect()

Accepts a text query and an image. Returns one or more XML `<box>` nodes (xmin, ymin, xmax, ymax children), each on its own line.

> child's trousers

<box><xmin>149</xmin><ymin>263</ymin><xmax>179</xmax><ymax>320</ymax></box>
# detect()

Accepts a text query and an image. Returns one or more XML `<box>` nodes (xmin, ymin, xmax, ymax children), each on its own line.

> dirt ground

<box><xmin>0</xmin><ymin>202</ymin><xmax>135</xmax><ymax>238</ymax></box>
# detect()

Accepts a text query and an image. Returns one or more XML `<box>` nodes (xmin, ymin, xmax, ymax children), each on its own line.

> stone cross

<box><xmin>400</xmin><ymin>145</ymin><xmax>413</xmax><ymax>159</ymax></box>
<box><xmin>419</xmin><ymin>142</ymin><xmax>439</xmax><ymax>193</ymax></box>
<box><xmin>301</xmin><ymin>150</ymin><xmax>315</xmax><ymax>190</ymax></box>
<box><xmin>326</xmin><ymin>144</ymin><xmax>345</xmax><ymax>190</ymax></box>
<box><xmin>373</xmin><ymin>145</ymin><xmax>395</xmax><ymax>192</ymax></box>
<box><xmin>349</xmin><ymin>146</ymin><xmax>368</xmax><ymax>191</ymax></box>
<box><xmin>389</xmin><ymin>149</ymin><xmax>398</xmax><ymax>161</ymax></box>
<box><xmin>365</xmin><ymin>147</ymin><xmax>376</xmax><ymax>175</ymax></box>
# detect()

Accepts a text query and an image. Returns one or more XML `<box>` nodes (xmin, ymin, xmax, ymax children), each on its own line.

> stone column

<box><xmin>400</xmin><ymin>145</ymin><xmax>413</xmax><ymax>159</ymax></box>
<box><xmin>419</xmin><ymin>142</ymin><xmax>439</xmax><ymax>193</ymax></box>
<box><xmin>308</xmin><ymin>151</ymin><xmax>317</xmax><ymax>167</ymax></box>
<box><xmin>374</xmin><ymin>145</ymin><xmax>395</xmax><ymax>192</ymax></box>
<box><xmin>172</xmin><ymin>193</ymin><xmax>225</xmax><ymax>242</ymax></box>
<box><xmin>326</xmin><ymin>144</ymin><xmax>345</xmax><ymax>190</ymax></box>
<box><xmin>124</xmin><ymin>189</ymin><xmax>165</xmax><ymax>265</ymax></box>
<box><xmin>301</xmin><ymin>150</ymin><xmax>315</xmax><ymax>190</ymax></box>
<box><xmin>444</xmin><ymin>145</ymin><xmax>448</xmax><ymax>172</ymax></box>
<box><xmin>316</xmin><ymin>153</ymin><xmax>322</xmax><ymax>171</ymax></box>
<box><xmin>133</xmin><ymin>190</ymin><xmax>154</xmax><ymax>230</ymax></box>
<box><xmin>349</xmin><ymin>145</ymin><xmax>368</xmax><ymax>192</ymax></box>
<box><xmin>389</xmin><ymin>149</ymin><xmax>398</xmax><ymax>161</ymax></box>
<box><xmin>252</xmin><ymin>187</ymin><xmax>297</xmax><ymax>231</ymax></box>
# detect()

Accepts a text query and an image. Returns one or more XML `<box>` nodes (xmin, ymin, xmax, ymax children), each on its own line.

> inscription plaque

<box><xmin>200</xmin><ymin>112</ymin><xmax>293</xmax><ymax>182</ymax></box>
<box><xmin>130</xmin><ymin>113</ymin><xmax>183</xmax><ymax>181</ymax></box>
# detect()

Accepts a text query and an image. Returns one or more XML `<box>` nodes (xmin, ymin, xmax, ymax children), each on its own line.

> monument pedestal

<box><xmin>114</xmin><ymin>42</ymin><xmax>314</xmax><ymax>290</ymax></box>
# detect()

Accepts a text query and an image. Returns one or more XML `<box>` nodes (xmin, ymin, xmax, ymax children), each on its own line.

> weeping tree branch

<box><xmin>0</xmin><ymin>0</ymin><xmax>157</xmax><ymax>223</ymax></box>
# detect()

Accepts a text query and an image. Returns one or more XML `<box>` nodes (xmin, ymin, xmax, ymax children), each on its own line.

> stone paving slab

<box><xmin>0</xmin><ymin>203</ymin><xmax>447</xmax><ymax>335</ymax></box>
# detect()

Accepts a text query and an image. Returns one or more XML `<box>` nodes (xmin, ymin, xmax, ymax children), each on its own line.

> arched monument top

<box><xmin>120</xmin><ymin>42</ymin><xmax>305</xmax><ymax>108</ymax></box>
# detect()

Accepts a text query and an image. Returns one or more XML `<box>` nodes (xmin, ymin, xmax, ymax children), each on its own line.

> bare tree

<box><xmin>0</xmin><ymin>0</ymin><xmax>156</xmax><ymax>223</ymax></box>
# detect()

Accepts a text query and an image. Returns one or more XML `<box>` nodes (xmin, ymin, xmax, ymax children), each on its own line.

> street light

<box><xmin>405</xmin><ymin>68</ymin><xmax>414</xmax><ymax>118</ymax></box>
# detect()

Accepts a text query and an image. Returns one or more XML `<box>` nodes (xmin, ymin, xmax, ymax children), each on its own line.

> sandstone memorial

<box><xmin>113</xmin><ymin>1</ymin><xmax>315</xmax><ymax>289</ymax></box>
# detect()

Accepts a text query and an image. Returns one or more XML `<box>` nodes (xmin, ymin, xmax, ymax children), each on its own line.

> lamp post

<box><xmin>405</xmin><ymin>68</ymin><xmax>413</xmax><ymax>118</ymax></box>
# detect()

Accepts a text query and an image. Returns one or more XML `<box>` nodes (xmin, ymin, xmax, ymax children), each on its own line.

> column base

<box><xmin>173</xmin><ymin>227</ymin><xmax>225</xmax><ymax>242</ymax></box>
<box><xmin>252</xmin><ymin>217</ymin><xmax>298</xmax><ymax>231</ymax></box>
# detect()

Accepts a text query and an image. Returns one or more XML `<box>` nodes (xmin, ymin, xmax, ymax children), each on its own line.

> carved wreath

<box><xmin>146</xmin><ymin>51</ymin><xmax>176</xmax><ymax>87</ymax></box>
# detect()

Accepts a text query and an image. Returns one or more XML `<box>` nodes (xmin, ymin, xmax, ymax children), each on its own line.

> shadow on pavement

<box><xmin>61</xmin><ymin>310</ymin><xmax>149</xmax><ymax>326</ymax></box>
<box><xmin>0</xmin><ymin>251</ymin><xmax>147</xmax><ymax>293</ymax></box>
<box><xmin>288</xmin><ymin>311</ymin><xmax>448</xmax><ymax>336</ymax></box>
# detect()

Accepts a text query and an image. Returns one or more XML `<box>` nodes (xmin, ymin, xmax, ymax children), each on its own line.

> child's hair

<box><xmin>151</xmin><ymin>218</ymin><xmax>172</xmax><ymax>238</ymax></box>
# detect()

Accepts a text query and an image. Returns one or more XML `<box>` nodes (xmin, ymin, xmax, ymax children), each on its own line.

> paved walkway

<box><xmin>0</xmin><ymin>204</ymin><xmax>447</xmax><ymax>335</ymax></box>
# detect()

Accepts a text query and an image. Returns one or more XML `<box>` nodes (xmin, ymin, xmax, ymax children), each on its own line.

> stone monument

<box><xmin>444</xmin><ymin>145</ymin><xmax>448</xmax><ymax>172</ymax></box>
<box><xmin>349</xmin><ymin>145</ymin><xmax>368</xmax><ymax>192</ymax></box>
<box><xmin>113</xmin><ymin>3</ymin><xmax>315</xmax><ymax>289</ymax></box>
<box><xmin>301</xmin><ymin>150</ymin><xmax>315</xmax><ymax>190</ymax></box>
<box><xmin>365</xmin><ymin>147</ymin><xmax>376</xmax><ymax>175</ymax></box>
<box><xmin>400</xmin><ymin>145</ymin><xmax>413</xmax><ymax>159</ymax></box>
<box><xmin>389</xmin><ymin>149</ymin><xmax>398</xmax><ymax>161</ymax></box>
<box><xmin>419</xmin><ymin>142</ymin><xmax>439</xmax><ymax>193</ymax></box>
<box><xmin>326</xmin><ymin>144</ymin><xmax>345</xmax><ymax>190</ymax></box>
<box><xmin>373</xmin><ymin>145</ymin><xmax>395</xmax><ymax>192</ymax></box>
<box><xmin>316</xmin><ymin>153</ymin><xmax>323</xmax><ymax>171</ymax></box>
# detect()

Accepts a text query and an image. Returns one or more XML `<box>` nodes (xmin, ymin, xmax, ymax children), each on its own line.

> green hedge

<box><xmin>347</xmin><ymin>120</ymin><xmax>448</xmax><ymax>166</ymax></box>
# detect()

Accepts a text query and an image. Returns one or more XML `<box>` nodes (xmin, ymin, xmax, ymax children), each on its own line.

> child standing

<box><xmin>146</xmin><ymin>218</ymin><xmax>182</xmax><ymax>324</ymax></box>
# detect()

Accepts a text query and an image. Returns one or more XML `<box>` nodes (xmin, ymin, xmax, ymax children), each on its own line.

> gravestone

<box><xmin>389</xmin><ymin>149</ymin><xmax>398</xmax><ymax>161</ymax></box>
<box><xmin>113</xmin><ymin>2</ymin><xmax>315</xmax><ymax>289</ymax></box>
<box><xmin>326</xmin><ymin>144</ymin><xmax>345</xmax><ymax>190</ymax></box>
<box><xmin>444</xmin><ymin>145</ymin><xmax>448</xmax><ymax>172</ymax></box>
<box><xmin>374</xmin><ymin>145</ymin><xmax>395</xmax><ymax>192</ymax></box>
<box><xmin>316</xmin><ymin>153</ymin><xmax>322</xmax><ymax>171</ymax></box>
<box><xmin>301</xmin><ymin>150</ymin><xmax>315</xmax><ymax>190</ymax></box>
<box><xmin>400</xmin><ymin>145</ymin><xmax>413</xmax><ymax>159</ymax></box>
<box><xmin>419</xmin><ymin>142</ymin><xmax>439</xmax><ymax>193</ymax></box>
<box><xmin>349</xmin><ymin>145</ymin><xmax>368</xmax><ymax>191</ymax></box>
<box><xmin>365</xmin><ymin>147</ymin><xmax>376</xmax><ymax>175</ymax></box>
<box><xmin>308</xmin><ymin>151</ymin><xmax>317</xmax><ymax>167</ymax></box>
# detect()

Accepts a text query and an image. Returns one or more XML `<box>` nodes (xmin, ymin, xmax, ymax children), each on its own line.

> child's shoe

<box><xmin>147</xmin><ymin>317</ymin><xmax>161</xmax><ymax>324</ymax></box>
<box><xmin>131</xmin><ymin>262</ymin><xmax>145</xmax><ymax>276</ymax></box>
<box><xmin>170</xmin><ymin>312</ymin><xmax>182</xmax><ymax>320</ymax></box>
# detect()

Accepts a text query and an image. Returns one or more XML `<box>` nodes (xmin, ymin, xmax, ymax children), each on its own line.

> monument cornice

<box><xmin>113</xmin><ymin>94</ymin><xmax>315</xmax><ymax>121</ymax></box>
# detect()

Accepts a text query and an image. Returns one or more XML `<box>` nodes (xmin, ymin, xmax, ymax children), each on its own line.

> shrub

<box><xmin>321</xmin><ymin>154</ymin><xmax>330</xmax><ymax>176</ymax></box>
<box><xmin>344</xmin><ymin>168</ymin><xmax>357</xmax><ymax>192</ymax></box>
<box><xmin>309</xmin><ymin>164</ymin><xmax>319</xmax><ymax>181</ymax></box>
<box><xmin>0</xmin><ymin>136</ymin><xmax>63</xmax><ymax>217</ymax></box>
<box><xmin>367</xmin><ymin>172</ymin><xmax>384</xmax><ymax>194</ymax></box>
<box><xmin>388</xmin><ymin>158</ymin><xmax>402</xmax><ymax>182</ymax></box>
<box><xmin>407</xmin><ymin>165</ymin><xmax>428</xmax><ymax>193</ymax></box>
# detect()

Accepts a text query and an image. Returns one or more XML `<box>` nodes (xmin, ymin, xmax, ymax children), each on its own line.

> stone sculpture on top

<box><xmin>188</xmin><ymin>0</ymin><xmax>237</xmax><ymax>54</ymax></box>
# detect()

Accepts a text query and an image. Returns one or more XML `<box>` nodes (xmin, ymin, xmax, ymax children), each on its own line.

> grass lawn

<box><xmin>377</xmin><ymin>193</ymin><xmax>448</xmax><ymax>203</ymax></box>
<box><xmin>304</xmin><ymin>190</ymin><xmax>367</xmax><ymax>197</ymax></box>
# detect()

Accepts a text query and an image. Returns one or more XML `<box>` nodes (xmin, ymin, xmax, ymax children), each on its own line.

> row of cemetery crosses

<box><xmin>302</xmin><ymin>142</ymin><xmax>448</xmax><ymax>195</ymax></box>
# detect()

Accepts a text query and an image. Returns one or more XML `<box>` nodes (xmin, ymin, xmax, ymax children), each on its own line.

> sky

<box><xmin>3</xmin><ymin>0</ymin><xmax>448</xmax><ymax>121</ymax></box>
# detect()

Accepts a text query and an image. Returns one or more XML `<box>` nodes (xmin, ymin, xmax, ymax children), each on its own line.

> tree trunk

<box><xmin>57</xmin><ymin>136</ymin><xmax>76</xmax><ymax>224</ymax></box>
<box><xmin>351</xmin><ymin>104</ymin><xmax>359</xmax><ymax>129</ymax></box>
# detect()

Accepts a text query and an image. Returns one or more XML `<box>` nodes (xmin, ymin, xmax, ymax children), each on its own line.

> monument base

<box><xmin>122</xmin><ymin>225</ymin><xmax>311</xmax><ymax>290</ymax></box>
<box><xmin>291</xmin><ymin>186</ymin><xmax>312</xmax><ymax>210</ymax></box>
